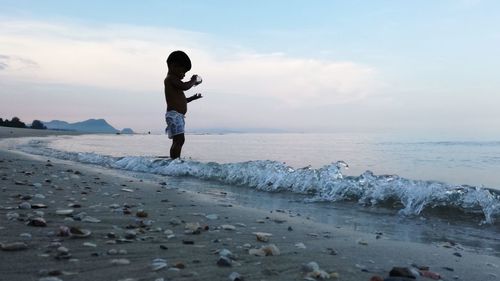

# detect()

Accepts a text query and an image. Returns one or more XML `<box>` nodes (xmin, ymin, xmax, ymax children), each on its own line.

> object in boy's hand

<box><xmin>194</xmin><ymin>75</ymin><xmax>202</xmax><ymax>85</ymax></box>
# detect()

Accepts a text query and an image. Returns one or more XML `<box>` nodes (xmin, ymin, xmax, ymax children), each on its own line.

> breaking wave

<box><xmin>17</xmin><ymin>138</ymin><xmax>500</xmax><ymax>224</ymax></box>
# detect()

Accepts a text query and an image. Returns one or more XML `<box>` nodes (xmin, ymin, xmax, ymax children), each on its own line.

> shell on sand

<box><xmin>69</xmin><ymin>227</ymin><xmax>92</xmax><ymax>238</ymax></box>
<box><xmin>248</xmin><ymin>244</ymin><xmax>280</xmax><ymax>256</ymax></box>
<box><xmin>252</xmin><ymin>232</ymin><xmax>272</xmax><ymax>242</ymax></box>
<box><xmin>56</xmin><ymin>209</ymin><xmax>74</xmax><ymax>215</ymax></box>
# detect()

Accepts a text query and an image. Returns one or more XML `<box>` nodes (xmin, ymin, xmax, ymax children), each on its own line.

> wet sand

<box><xmin>1</xmin><ymin>127</ymin><xmax>499</xmax><ymax>281</ymax></box>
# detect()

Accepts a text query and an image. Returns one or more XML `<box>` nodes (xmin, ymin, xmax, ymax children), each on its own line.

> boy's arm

<box><xmin>187</xmin><ymin>93</ymin><xmax>203</xmax><ymax>103</ymax></box>
<box><xmin>169</xmin><ymin>75</ymin><xmax>197</xmax><ymax>91</ymax></box>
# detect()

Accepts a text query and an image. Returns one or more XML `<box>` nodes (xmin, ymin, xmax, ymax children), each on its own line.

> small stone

<box><xmin>206</xmin><ymin>214</ymin><xmax>218</xmax><ymax>220</ymax></box>
<box><xmin>111</xmin><ymin>258</ymin><xmax>130</xmax><ymax>265</ymax></box>
<box><xmin>28</xmin><ymin>217</ymin><xmax>47</xmax><ymax>227</ymax></box>
<box><xmin>136</xmin><ymin>210</ymin><xmax>148</xmax><ymax>218</ymax></box>
<box><xmin>358</xmin><ymin>240</ymin><xmax>368</xmax><ymax>246</ymax></box>
<box><xmin>182</xmin><ymin>240</ymin><xmax>194</xmax><ymax>245</ymax></box>
<box><xmin>228</xmin><ymin>272</ymin><xmax>243</xmax><ymax>281</ymax></box>
<box><xmin>33</xmin><ymin>183</ymin><xmax>43</xmax><ymax>188</ymax></box>
<box><xmin>287</xmin><ymin>226</ymin><xmax>293</xmax><ymax>231</ymax></box>
<box><xmin>217</xmin><ymin>256</ymin><xmax>232</xmax><ymax>267</ymax></box>
<box><xmin>219</xmin><ymin>249</ymin><xmax>234</xmax><ymax>259</ymax></box>
<box><xmin>295</xmin><ymin>242</ymin><xmax>306</xmax><ymax>249</ymax></box>
<box><xmin>249</xmin><ymin>244</ymin><xmax>280</xmax><ymax>256</ymax></box>
<box><xmin>6</xmin><ymin>212</ymin><xmax>20</xmax><ymax>220</ymax></box>
<box><xmin>253</xmin><ymin>232</ymin><xmax>272</xmax><ymax>242</ymax></box>
<box><xmin>1</xmin><ymin>242</ymin><xmax>28</xmax><ymax>251</ymax></box>
<box><xmin>31</xmin><ymin>203</ymin><xmax>47</xmax><ymax>209</ymax></box>
<box><xmin>160</xmin><ymin>245</ymin><xmax>168</xmax><ymax>250</ymax></box>
<box><xmin>185</xmin><ymin>222</ymin><xmax>202</xmax><ymax>234</ymax></box>
<box><xmin>124</xmin><ymin>230</ymin><xmax>137</xmax><ymax>239</ymax></box>
<box><xmin>57</xmin><ymin>246</ymin><xmax>69</xmax><ymax>254</ymax></box>
<box><xmin>151</xmin><ymin>258</ymin><xmax>167</xmax><ymax>271</ymax></box>
<box><xmin>170</xmin><ymin>218</ymin><xmax>181</xmax><ymax>226</ymax></box>
<box><xmin>453</xmin><ymin>252</ymin><xmax>462</xmax><ymax>257</ymax></box>
<box><xmin>82</xmin><ymin>216</ymin><xmax>100</xmax><ymax>223</ymax></box>
<box><xmin>221</xmin><ymin>224</ymin><xmax>236</xmax><ymax>231</ymax></box>
<box><xmin>389</xmin><ymin>267</ymin><xmax>417</xmax><ymax>278</ymax></box>
<box><xmin>69</xmin><ymin>227</ymin><xmax>91</xmax><ymax>238</ymax></box>
<box><xmin>20</xmin><ymin>233</ymin><xmax>32</xmax><ymax>240</ymax></box>
<box><xmin>83</xmin><ymin>242</ymin><xmax>97</xmax><ymax>247</ymax></box>
<box><xmin>302</xmin><ymin>261</ymin><xmax>320</xmax><ymax>273</ymax></box>
<box><xmin>174</xmin><ymin>262</ymin><xmax>185</xmax><ymax>269</ymax></box>
<box><xmin>39</xmin><ymin>277</ymin><xmax>63</xmax><ymax>281</ymax></box>
<box><xmin>18</xmin><ymin>202</ymin><xmax>31</xmax><ymax>209</ymax></box>
<box><xmin>34</xmin><ymin>194</ymin><xmax>45</xmax><ymax>199</ymax></box>
<box><xmin>107</xmin><ymin>249</ymin><xmax>118</xmax><ymax>255</ymax></box>
<box><xmin>55</xmin><ymin>209</ymin><xmax>74</xmax><ymax>216</ymax></box>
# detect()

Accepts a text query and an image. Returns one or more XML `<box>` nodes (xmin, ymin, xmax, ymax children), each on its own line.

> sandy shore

<box><xmin>1</xmin><ymin>128</ymin><xmax>499</xmax><ymax>281</ymax></box>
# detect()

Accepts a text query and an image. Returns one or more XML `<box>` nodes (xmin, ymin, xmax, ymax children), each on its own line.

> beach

<box><xmin>1</xmin><ymin>127</ymin><xmax>499</xmax><ymax>281</ymax></box>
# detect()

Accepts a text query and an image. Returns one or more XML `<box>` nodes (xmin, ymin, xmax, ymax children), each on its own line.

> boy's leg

<box><xmin>170</xmin><ymin>134</ymin><xmax>185</xmax><ymax>159</ymax></box>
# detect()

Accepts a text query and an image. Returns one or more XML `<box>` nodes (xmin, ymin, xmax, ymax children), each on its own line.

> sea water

<box><xmin>6</xmin><ymin>133</ymin><xmax>500</xmax><ymax>255</ymax></box>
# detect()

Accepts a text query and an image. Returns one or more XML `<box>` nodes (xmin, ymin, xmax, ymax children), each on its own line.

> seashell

<box><xmin>136</xmin><ymin>210</ymin><xmax>148</xmax><ymax>218</ymax></box>
<box><xmin>82</xmin><ymin>216</ymin><xmax>100</xmax><ymax>223</ymax></box>
<box><xmin>252</xmin><ymin>232</ymin><xmax>272</xmax><ymax>242</ymax></box>
<box><xmin>28</xmin><ymin>217</ymin><xmax>47</xmax><ymax>227</ymax></box>
<box><xmin>69</xmin><ymin>227</ymin><xmax>91</xmax><ymax>238</ymax></box>
<box><xmin>228</xmin><ymin>272</ymin><xmax>243</xmax><ymax>281</ymax></box>
<box><xmin>295</xmin><ymin>242</ymin><xmax>306</xmax><ymax>249</ymax></box>
<box><xmin>302</xmin><ymin>261</ymin><xmax>320</xmax><ymax>273</ymax></box>
<box><xmin>18</xmin><ymin>202</ymin><xmax>31</xmax><ymax>209</ymax></box>
<box><xmin>249</xmin><ymin>244</ymin><xmax>280</xmax><ymax>256</ymax></box>
<box><xmin>31</xmin><ymin>203</ymin><xmax>47</xmax><ymax>209</ymax></box>
<box><xmin>111</xmin><ymin>258</ymin><xmax>130</xmax><ymax>265</ymax></box>
<box><xmin>205</xmin><ymin>214</ymin><xmax>218</xmax><ymax>220</ymax></box>
<box><xmin>217</xmin><ymin>256</ymin><xmax>232</xmax><ymax>267</ymax></box>
<box><xmin>55</xmin><ymin>209</ymin><xmax>74</xmax><ymax>215</ymax></box>
<box><xmin>1</xmin><ymin>242</ymin><xmax>28</xmax><ymax>251</ymax></box>
<box><xmin>221</xmin><ymin>224</ymin><xmax>236</xmax><ymax>231</ymax></box>
<box><xmin>151</xmin><ymin>258</ymin><xmax>167</xmax><ymax>271</ymax></box>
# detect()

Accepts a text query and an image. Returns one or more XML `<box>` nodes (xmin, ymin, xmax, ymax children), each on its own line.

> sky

<box><xmin>0</xmin><ymin>0</ymin><xmax>499</xmax><ymax>138</ymax></box>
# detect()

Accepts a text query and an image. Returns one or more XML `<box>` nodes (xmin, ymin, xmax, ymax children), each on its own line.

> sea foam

<box><xmin>18</xmin><ymin>138</ymin><xmax>500</xmax><ymax>224</ymax></box>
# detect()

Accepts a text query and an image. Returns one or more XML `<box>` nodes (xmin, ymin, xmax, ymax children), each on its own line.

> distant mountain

<box><xmin>120</xmin><ymin>128</ymin><xmax>134</xmax><ymax>134</ymax></box>
<box><xmin>43</xmin><ymin>119</ymin><xmax>120</xmax><ymax>133</ymax></box>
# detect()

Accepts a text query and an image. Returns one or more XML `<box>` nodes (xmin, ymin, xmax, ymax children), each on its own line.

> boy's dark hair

<box><xmin>167</xmin><ymin>50</ymin><xmax>192</xmax><ymax>71</ymax></box>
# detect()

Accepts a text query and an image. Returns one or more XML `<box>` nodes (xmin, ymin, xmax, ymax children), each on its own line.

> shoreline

<box><xmin>1</xmin><ymin>129</ymin><xmax>500</xmax><ymax>280</ymax></box>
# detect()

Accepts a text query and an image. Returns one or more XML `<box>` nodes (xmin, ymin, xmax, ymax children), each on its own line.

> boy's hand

<box><xmin>191</xmin><ymin>75</ymin><xmax>202</xmax><ymax>86</ymax></box>
<box><xmin>187</xmin><ymin>93</ymin><xmax>203</xmax><ymax>103</ymax></box>
<box><xmin>191</xmin><ymin>93</ymin><xmax>203</xmax><ymax>100</ymax></box>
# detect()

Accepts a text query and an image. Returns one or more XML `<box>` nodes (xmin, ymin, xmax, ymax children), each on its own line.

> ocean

<box><xmin>5</xmin><ymin>133</ymin><xmax>500</xmax><ymax>255</ymax></box>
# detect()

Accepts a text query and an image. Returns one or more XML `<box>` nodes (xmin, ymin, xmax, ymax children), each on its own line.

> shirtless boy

<box><xmin>164</xmin><ymin>50</ymin><xmax>202</xmax><ymax>159</ymax></box>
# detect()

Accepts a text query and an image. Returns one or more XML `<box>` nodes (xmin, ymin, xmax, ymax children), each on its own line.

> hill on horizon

<box><xmin>42</xmin><ymin>119</ymin><xmax>132</xmax><ymax>134</ymax></box>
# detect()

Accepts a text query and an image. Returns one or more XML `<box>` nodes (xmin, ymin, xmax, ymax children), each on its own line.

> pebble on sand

<box><xmin>151</xmin><ymin>258</ymin><xmax>168</xmax><ymax>271</ymax></box>
<box><xmin>248</xmin><ymin>244</ymin><xmax>280</xmax><ymax>256</ymax></box>
<box><xmin>221</xmin><ymin>224</ymin><xmax>236</xmax><ymax>231</ymax></box>
<box><xmin>1</xmin><ymin>242</ymin><xmax>28</xmax><ymax>251</ymax></box>
<box><xmin>252</xmin><ymin>232</ymin><xmax>272</xmax><ymax>242</ymax></box>
<box><xmin>228</xmin><ymin>272</ymin><xmax>243</xmax><ymax>281</ymax></box>
<box><xmin>28</xmin><ymin>217</ymin><xmax>47</xmax><ymax>227</ymax></box>
<box><xmin>110</xmin><ymin>258</ymin><xmax>131</xmax><ymax>265</ymax></box>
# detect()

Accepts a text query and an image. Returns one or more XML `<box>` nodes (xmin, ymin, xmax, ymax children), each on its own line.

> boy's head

<box><xmin>167</xmin><ymin>51</ymin><xmax>191</xmax><ymax>77</ymax></box>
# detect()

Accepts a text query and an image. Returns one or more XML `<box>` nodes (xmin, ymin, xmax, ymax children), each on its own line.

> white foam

<box><xmin>17</xmin><ymin>138</ymin><xmax>500</xmax><ymax>224</ymax></box>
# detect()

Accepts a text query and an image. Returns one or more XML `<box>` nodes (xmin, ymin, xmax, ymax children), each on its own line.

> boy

<box><xmin>164</xmin><ymin>50</ymin><xmax>202</xmax><ymax>159</ymax></box>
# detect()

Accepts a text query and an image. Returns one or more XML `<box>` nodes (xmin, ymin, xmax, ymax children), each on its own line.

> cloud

<box><xmin>0</xmin><ymin>19</ymin><xmax>382</xmax><ymax>107</ymax></box>
<box><xmin>0</xmin><ymin>54</ymin><xmax>38</xmax><ymax>71</ymax></box>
